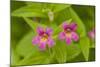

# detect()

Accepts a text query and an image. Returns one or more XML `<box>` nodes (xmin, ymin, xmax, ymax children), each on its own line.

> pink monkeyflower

<box><xmin>59</xmin><ymin>22</ymin><xmax>79</xmax><ymax>45</ymax></box>
<box><xmin>32</xmin><ymin>27</ymin><xmax>55</xmax><ymax>50</ymax></box>
<box><xmin>88</xmin><ymin>29</ymin><xmax>95</xmax><ymax>40</ymax></box>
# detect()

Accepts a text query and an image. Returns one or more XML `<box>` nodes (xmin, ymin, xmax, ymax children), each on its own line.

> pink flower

<box><xmin>88</xmin><ymin>29</ymin><xmax>95</xmax><ymax>40</ymax></box>
<box><xmin>32</xmin><ymin>27</ymin><xmax>55</xmax><ymax>50</ymax></box>
<box><xmin>59</xmin><ymin>22</ymin><xmax>79</xmax><ymax>45</ymax></box>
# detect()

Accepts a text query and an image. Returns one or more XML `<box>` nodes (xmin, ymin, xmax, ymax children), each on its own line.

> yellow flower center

<box><xmin>65</xmin><ymin>32</ymin><xmax>71</xmax><ymax>38</ymax></box>
<box><xmin>40</xmin><ymin>34</ymin><xmax>48</xmax><ymax>42</ymax></box>
<box><xmin>64</xmin><ymin>29</ymin><xmax>72</xmax><ymax>38</ymax></box>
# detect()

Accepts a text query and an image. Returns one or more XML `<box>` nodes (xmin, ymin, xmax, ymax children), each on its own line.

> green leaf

<box><xmin>66</xmin><ymin>43</ymin><xmax>81</xmax><ymax>61</ymax></box>
<box><xmin>11</xmin><ymin>17</ymin><xmax>30</xmax><ymax>42</ymax></box>
<box><xmin>54</xmin><ymin>7</ymin><xmax>72</xmax><ymax>25</ymax></box>
<box><xmin>79</xmin><ymin>37</ymin><xmax>90</xmax><ymax>61</ymax></box>
<box><xmin>23</xmin><ymin>17</ymin><xmax>38</xmax><ymax>31</ymax></box>
<box><xmin>66</xmin><ymin>18</ymin><xmax>73</xmax><ymax>23</ymax></box>
<box><xmin>90</xmin><ymin>41</ymin><xmax>95</xmax><ymax>48</ymax></box>
<box><xmin>53</xmin><ymin>4</ymin><xmax>71</xmax><ymax>12</ymax></box>
<box><xmin>11</xmin><ymin>5</ymin><xmax>47</xmax><ymax>18</ymax></box>
<box><xmin>53</xmin><ymin>40</ymin><xmax>81</xmax><ymax>63</ymax></box>
<box><xmin>25</xmin><ymin>2</ymin><xmax>71</xmax><ymax>13</ymax></box>
<box><xmin>11</xmin><ymin>49</ymin><xmax>20</xmax><ymax>66</ymax></box>
<box><xmin>53</xmin><ymin>40</ymin><xmax>67</xmax><ymax>63</ymax></box>
<box><xmin>69</xmin><ymin>7</ymin><xmax>86</xmax><ymax>37</ymax></box>
<box><xmin>16</xmin><ymin>31</ymin><xmax>38</xmax><ymax>57</ymax></box>
<box><xmin>11</xmin><ymin>1</ymin><xmax>26</xmax><ymax>12</ymax></box>
<box><xmin>23</xmin><ymin>17</ymin><xmax>46</xmax><ymax>31</ymax></box>
<box><xmin>17</xmin><ymin>52</ymin><xmax>52</xmax><ymax>65</ymax></box>
<box><xmin>90</xmin><ymin>43</ymin><xmax>95</xmax><ymax>48</ymax></box>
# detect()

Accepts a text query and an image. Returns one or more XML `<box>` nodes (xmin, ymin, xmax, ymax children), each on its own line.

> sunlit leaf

<box><xmin>53</xmin><ymin>40</ymin><xmax>67</xmax><ymax>63</ymax></box>
<box><xmin>16</xmin><ymin>31</ymin><xmax>38</xmax><ymax>57</ymax></box>
<box><xmin>11</xmin><ymin>5</ymin><xmax>47</xmax><ymax>18</ymax></box>
<box><xmin>17</xmin><ymin>52</ymin><xmax>52</xmax><ymax>65</ymax></box>
<box><xmin>66</xmin><ymin>43</ymin><xmax>81</xmax><ymax>61</ymax></box>
<box><xmin>53</xmin><ymin>40</ymin><xmax>81</xmax><ymax>63</ymax></box>
<box><xmin>53</xmin><ymin>4</ymin><xmax>71</xmax><ymax>12</ymax></box>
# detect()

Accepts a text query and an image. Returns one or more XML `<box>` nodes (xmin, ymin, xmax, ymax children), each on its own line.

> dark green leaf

<box><xmin>23</xmin><ymin>17</ymin><xmax>46</xmax><ymax>31</ymax></box>
<box><xmin>90</xmin><ymin>43</ymin><xmax>95</xmax><ymax>48</ymax></box>
<box><xmin>69</xmin><ymin>7</ymin><xmax>86</xmax><ymax>37</ymax></box>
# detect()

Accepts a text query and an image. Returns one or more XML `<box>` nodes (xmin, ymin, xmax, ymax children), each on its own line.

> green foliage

<box><xmin>53</xmin><ymin>40</ymin><xmax>81</xmax><ymax>63</ymax></box>
<box><xmin>23</xmin><ymin>17</ymin><xmax>46</xmax><ymax>31</ymax></box>
<box><xmin>11</xmin><ymin>49</ymin><xmax>20</xmax><ymax>65</ymax></box>
<box><xmin>15</xmin><ymin>32</ymin><xmax>53</xmax><ymax>65</ymax></box>
<box><xmin>53</xmin><ymin>40</ymin><xmax>67</xmax><ymax>63</ymax></box>
<box><xmin>17</xmin><ymin>52</ymin><xmax>51</xmax><ymax>65</ymax></box>
<box><xmin>11</xmin><ymin>5</ymin><xmax>47</xmax><ymax>18</ymax></box>
<box><xmin>52</xmin><ymin>4</ymin><xmax>71</xmax><ymax>12</ymax></box>
<box><xmin>66</xmin><ymin>43</ymin><xmax>81</xmax><ymax>61</ymax></box>
<box><xmin>11</xmin><ymin>1</ymin><xmax>95</xmax><ymax>66</ymax></box>
<box><xmin>16</xmin><ymin>32</ymin><xmax>38</xmax><ymax>57</ymax></box>
<box><xmin>79</xmin><ymin>37</ymin><xmax>90</xmax><ymax>61</ymax></box>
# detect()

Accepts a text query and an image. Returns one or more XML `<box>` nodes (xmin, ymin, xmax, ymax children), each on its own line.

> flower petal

<box><xmin>62</xmin><ymin>22</ymin><xmax>69</xmax><ymax>30</ymax></box>
<box><xmin>70</xmin><ymin>23</ymin><xmax>77</xmax><ymax>31</ymax></box>
<box><xmin>65</xmin><ymin>37</ymin><xmax>72</xmax><ymax>45</ymax></box>
<box><xmin>71</xmin><ymin>32</ymin><xmax>79</xmax><ymax>41</ymax></box>
<box><xmin>93</xmin><ymin>29</ymin><xmax>95</xmax><ymax>33</ymax></box>
<box><xmin>37</xmin><ymin>27</ymin><xmax>44</xmax><ymax>36</ymax></box>
<box><xmin>88</xmin><ymin>31</ymin><xmax>95</xmax><ymax>39</ymax></box>
<box><xmin>59</xmin><ymin>32</ymin><xmax>65</xmax><ymax>40</ymax></box>
<box><xmin>47</xmin><ymin>37</ymin><xmax>55</xmax><ymax>48</ymax></box>
<box><xmin>46</xmin><ymin>28</ymin><xmax>53</xmax><ymax>36</ymax></box>
<box><xmin>39</xmin><ymin>41</ymin><xmax>46</xmax><ymax>50</ymax></box>
<box><xmin>32</xmin><ymin>36</ymin><xmax>40</xmax><ymax>45</ymax></box>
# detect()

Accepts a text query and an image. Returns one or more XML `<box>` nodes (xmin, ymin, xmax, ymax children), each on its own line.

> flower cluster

<box><xmin>32</xmin><ymin>22</ymin><xmax>92</xmax><ymax>50</ymax></box>
<box><xmin>32</xmin><ymin>22</ymin><xmax>79</xmax><ymax>50</ymax></box>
